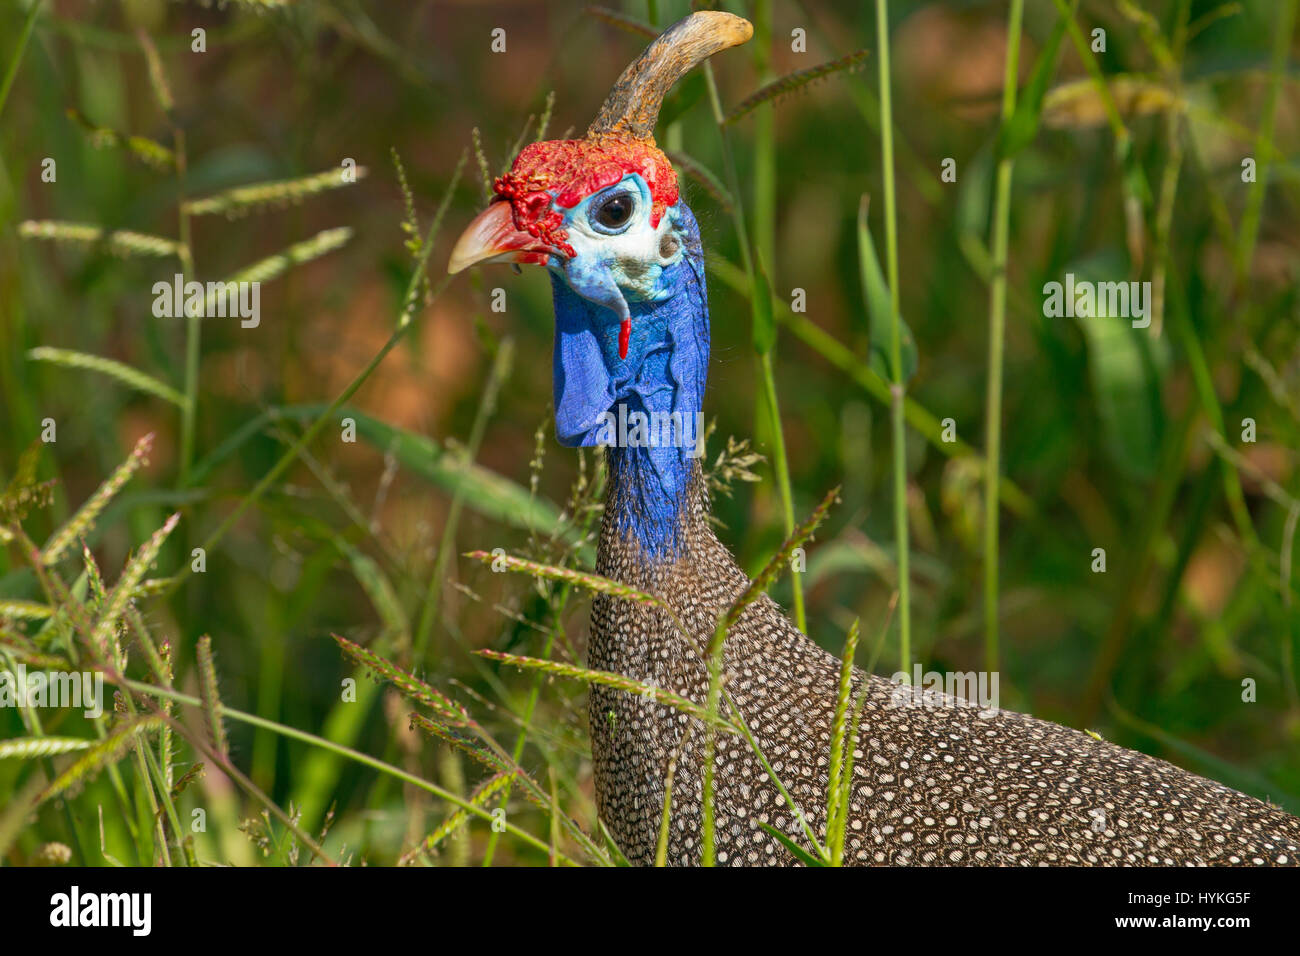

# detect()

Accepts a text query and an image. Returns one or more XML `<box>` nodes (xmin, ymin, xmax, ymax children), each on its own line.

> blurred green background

<box><xmin>1</xmin><ymin>0</ymin><xmax>1298</xmax><ymax>866</ymax></box>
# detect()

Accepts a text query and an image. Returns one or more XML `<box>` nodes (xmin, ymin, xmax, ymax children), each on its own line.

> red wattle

<box><xmin>619</xmin><ymin>318</ymin><xmax>630</xmax><ymax>360</ymax></box>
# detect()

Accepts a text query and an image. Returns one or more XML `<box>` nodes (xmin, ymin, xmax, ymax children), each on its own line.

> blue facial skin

<box><xmin>545</xmin><ymin>175</ymin><xmax>709</xmax><ymax>561</ymax></box>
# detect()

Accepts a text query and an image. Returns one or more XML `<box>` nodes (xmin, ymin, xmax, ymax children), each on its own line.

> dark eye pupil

<box><xmin>596</xmin><ymin>195</ymin><xmax>632</xmax><ymax>227</ymax></box>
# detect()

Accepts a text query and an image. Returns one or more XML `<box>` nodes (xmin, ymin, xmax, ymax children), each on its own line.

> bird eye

<box><xmin>591</xmin><ymin>192</ymin><xmax>635</xmax><ymax>232</ymax></box>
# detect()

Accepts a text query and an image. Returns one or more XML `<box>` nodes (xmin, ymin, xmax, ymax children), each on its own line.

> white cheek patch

<box><xmin>565</xmin><ymin>210</ymin><xmax>682</xmax><ymax>303</ymax></box>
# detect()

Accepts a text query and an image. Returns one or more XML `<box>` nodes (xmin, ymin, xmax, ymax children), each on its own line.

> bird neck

<box><xmin>550</xmin><ymin>205</ymin><xmax>709</xmax><ymax>563</ymax></box>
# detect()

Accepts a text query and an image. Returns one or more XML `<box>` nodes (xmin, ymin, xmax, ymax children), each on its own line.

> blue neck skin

<box><xmin>550</xmin><ymin>203</ymin><xmax>709</xmax><ymax>562</ymax></box>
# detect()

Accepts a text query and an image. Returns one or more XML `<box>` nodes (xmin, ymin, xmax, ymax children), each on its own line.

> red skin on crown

<box><xmin>493</xmin><ymin>138</ymin><xmax>678</xmax><ymax>360</ymax></box>
<box><xmin>493</xmin><ymin>139</ymin><xmax>678</xmax><ymax>258</ymax></box>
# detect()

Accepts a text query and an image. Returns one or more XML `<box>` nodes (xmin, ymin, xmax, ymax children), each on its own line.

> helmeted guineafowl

<box><xmin>449</xmin><ymin>11</ymin><xmax>1300</xmax><ymax>866</ymax></box>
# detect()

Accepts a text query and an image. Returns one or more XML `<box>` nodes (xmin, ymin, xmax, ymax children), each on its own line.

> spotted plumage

<box><xmin>449</xmin><ymin>10</ymin><xmax>1300</xmax><ymax>867</ymax></box>
<box><xmin>591</xmin><ymin>465</ymin><xmax>1300</xmax><ymax>866</ymax></box>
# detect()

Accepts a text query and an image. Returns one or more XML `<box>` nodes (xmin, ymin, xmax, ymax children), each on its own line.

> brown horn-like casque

<box><xmin>586</xmin><ymin>11</ymin><xmax>753</xmax><ymax>142</ymax></box>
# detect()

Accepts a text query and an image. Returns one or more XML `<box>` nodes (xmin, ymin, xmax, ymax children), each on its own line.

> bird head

<box><xmin>448</xmin><ymin>12</ymin><xmax>751</xmax><ymax>449</ymax></box>
<box><xmin>450</xmin><ymin>136</ymin><xmax>683</xmax><ymax>358</ymax></box>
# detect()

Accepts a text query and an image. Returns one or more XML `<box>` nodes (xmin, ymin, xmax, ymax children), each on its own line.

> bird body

<box><xmin>591</xmin><ymin>461</ymin><xmax>1300</xmax><ymax>866</ymax></box>
<box><xmin>450</xmin><ymin>11</ymin><xmax>1300</xmax><ymax>866</ymax></box>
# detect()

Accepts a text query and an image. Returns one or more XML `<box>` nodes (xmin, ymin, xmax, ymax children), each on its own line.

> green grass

<box><xmin>983</xmin><ymin>0</ymin><xmax>1025</xmax><ymax>676</ymax></box>
<box><xmin>2</xmin><ymin>0</ymin><xmax>1299</xmax><ymax>867</ymax></box>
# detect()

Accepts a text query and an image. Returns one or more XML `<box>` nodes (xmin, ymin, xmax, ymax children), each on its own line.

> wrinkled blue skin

<box><xmin>544</xmin><ymin>173</ymin><xmax>709</xmax><ymax>560</ymax></box>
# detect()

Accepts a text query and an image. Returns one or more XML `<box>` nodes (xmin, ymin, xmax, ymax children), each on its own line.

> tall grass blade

<box><xmin>65</xmin><ymin>108</ymin><xmax>175</xmax><ymax>169</ymax></box>
<box><xmin>465</xmin><ymin>550</ymin><xmax>674</xmax><ymax>617</ymax></box>
<box><xmin>0</xmin><ymin>0</ymin><xmax>41</xmax><ymax>119</ymax></box>
<box><xmin>701</xmin><ymin>486</ymin><xmax>839</xmax><ymax>865</ymax></box>
<box><xmin>857</xmin><ymin>197</ymin><xmax>916</xmax><ymax>383</ymax></box>
<box><xmin>476</xmin><ymin>649</ymin><xmax>735</xmax><ymax>730</ymax></box>
<box><xmin>135</xmin><ymin>27</ymin><xmax>174</xmax><ymax>114</ymax></box>
<box><xmin>665</xmin><ymin>150</ymin><xmax>734</xmax><ymax>213</ymax></box>
<box><xmin>724</xmin><ymin>49</ymin><xmax>870</xmax><ymax>125</ymax></box>
<box><xmin>874</xmin><ymin>0</ymin><xmax>912</xmax><ymax>672</ymax></box>
<box><xmin>183</xmin><ymin>167</ymin><xmax>368</xmax><ymax>217</ymax></box>
<box><xmin>28</xmin><ymin>348</ymin><xmax>185</xmax><ymax>408</ymax></box>
<box><xmin>0</xmin><ymin>737</ymin><xmax>95</xmax><ymax>759</ymax></box>
<box><xmin>36</xmin><ymin>716</ymin><xmax>165</xmax><ymax>806</ymax></box>
<box><xmin>0</xmin><ymin>599</ymin><xmax>54</xmax><ymax>621</ymax></box>
<box><xmin>19</xmin><ymin>221</ymin><xmax>181</xmax><ymax>258</ymax></box>
<box><xmin>755</xmin><ymin>821</ymin><xmax>826</xmax><ymax>866</ymax></box>
<box><xmin>46</xmin><ymin>434</ymin><xmax>150</xmax><ymax>562</ymax></box>
<box><xmin>187</xmin><ymin>227</ymin><xmax>353</xmax><ymax>317</ymax></box>
<box><xmin>996</xmin><ymin>10</ymin><xmax>1068</xmax><ymax>159</ymax></box>
<box><xmin>399</xmin><ymin>771</ymin><xmax>518</xmax><ymax>865</ymax></box>
<box><xmin>714</xmin><ymin>486</ymin><xmax>839</xmax><ymax>645</ymax></box>
<box><xmin>983</xmin><ymin>0</ymin><xmax>1026</xmax><ymax>676</ymax></box>
<box><xmin>90</xmin><ymin>513</ymin><xmax>179</xmax><ymax>657</ymax></box>
<box><xmin>1042</xmin><ymin>75</ymin><xmax>1179</xmax><ymax>129</ymax></box>
<box><xmin>336</xmin><ymin>539</ymin><xmax>410</xmax><ymax>648</ymax></box>
<box><xmin>584</xmin><ymin>5</ymin><xmax>656</xmax><ymax>38</ymax></box>
<box><xmin>195</xmin><ymin>635</ymin><xmax>228</xmax><ymax>757</ymax></box>
<box><xmin>333</xmin><ymin>634</ymin><xmax>470</xmax><ymax>726</ymax></box>
<box><xmin>825</xmin><ymin>617</ymin><xmax>860</xmax><ymax>864</ymax></box>
<box><xmin>707</xmin><ymin>254</ymin><xmax>1035</xmax><ymax>515</ymax></box>
<box><xmin>654</xmin><ymin>725</ymin><xmax>692</xmax><ymax>867</ymax></box>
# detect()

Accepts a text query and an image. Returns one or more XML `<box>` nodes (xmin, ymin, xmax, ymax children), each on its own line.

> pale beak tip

<box><xmin>447</xmin><ymin>201</ymin><xmax>548</xmax><ymax>275</ymax></box>
<box><xmin>447</xmin><ymin>227</ymin><xmax>492</xmax><ymax>275</ymax></box>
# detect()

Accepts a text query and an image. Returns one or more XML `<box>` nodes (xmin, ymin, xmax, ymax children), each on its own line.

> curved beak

<box><xmin>447</xmin><ymin>201</ymin><xmax>560</xmax><ymax>274</ymax></box>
